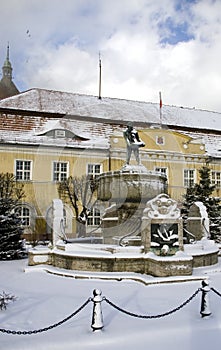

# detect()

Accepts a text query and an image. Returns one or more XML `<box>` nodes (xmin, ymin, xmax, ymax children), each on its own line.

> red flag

<box><xmin>159</xmin><ymin>92</ymin><xmax>162</xmax><ymax>108</ymax></box>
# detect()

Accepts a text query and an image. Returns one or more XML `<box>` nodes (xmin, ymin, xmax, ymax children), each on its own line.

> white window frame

<box><xmin>16</xmin><ymin>206</ymin><xmax>31</xmax><ymax>226</ymax></box>
<box><xmin>55</xmin><ymin>130</ymin><xmax>66</xmax><ymax>138</ymax></box>
<box><xmin>87</xmin><ymin>207</ymin><xmax>101</xmax><ymax>226</ymax></box>
<box><xmin>86</xmin><ymin>164</ymin><xmax>102</xmax><ymax>227</ymax></box>
<box><xmin>184</xmin><ymin>169</ymin><xmax>195</xmax><ymax>187</ymax></box>
<box><xmin>53</xmin><ymin>161</ymin><xmax>69</xmax><ymax>182</ymax></box>
<box><xmin>155</xmin><ymin>167</ymin><xmax>168</xmax><ymax>177</ymax></box>
<box><xmin>15</xmin><ymin>160</ymin><xmax>32</xmax><ymax>181</ymax></box>
<box><xmin>211</xmin><ymin>171</ymin><xmax>221</xmax><ymax>188</ymax></box>
<box><xmin>87</xmin><ymin>163</ymin><xmax>102</xmax><ymax>178</ymax></box>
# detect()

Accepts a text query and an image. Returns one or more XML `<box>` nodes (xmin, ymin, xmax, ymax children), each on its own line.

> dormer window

<box><xmin>55</xmin><ymin>129</ymin><xmax>66</xmax><ymax>138</ymax></box>
<box><xmin>37</xmin><ymin>128</ymin><xmax>90</xmax><ymax>141</ymax></box>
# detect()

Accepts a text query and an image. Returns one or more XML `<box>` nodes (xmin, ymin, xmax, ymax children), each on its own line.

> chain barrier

<box><xmin>0</xmin><ymin>298</ymin><xmax>92</xmax><ymax>336</ymax></box>
<box><xmin>3</xmin><ymin>283</ymin><xmax>221</xmax><ymax>335</ymax></box>
<box><xmin>211</xmin><ymin>287</ymin><xmax>221</xmax><ymax>298</ymax></box>
<box><xmin>103</xmin><ymin>288</ymin><xmax>201</xmax><ymax>319</ymax></box>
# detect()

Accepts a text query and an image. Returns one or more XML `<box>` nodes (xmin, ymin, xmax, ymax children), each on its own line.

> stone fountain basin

<box><xmin>98</xmin><ymin>169</ymin><xmax>167</xmax><ymax>202</ymax></box>
<box><xmin>28</xmin><ymin>239</ymin><xmax>219</xmax><ymax>277</ymax></box>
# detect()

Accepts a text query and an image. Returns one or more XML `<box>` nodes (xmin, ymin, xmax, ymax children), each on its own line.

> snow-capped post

<box><xmin>91</xmin><ymin>289</ymin><xmax>104</xmax><ymax>332</ymax></box>
<box><xmin>200</xmin><ymin>280</ymin><xmax>212</xmax><ymax>318</ymax></box>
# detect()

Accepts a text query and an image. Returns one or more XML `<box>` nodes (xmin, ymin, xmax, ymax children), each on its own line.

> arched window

<box><xmin>15</xmin><ymin>206</ymin><xmax>30</xmax><ymax>226</ymax></box>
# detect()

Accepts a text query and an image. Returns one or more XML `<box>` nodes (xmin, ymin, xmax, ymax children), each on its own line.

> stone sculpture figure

<box><xmin>141</xmin><ymin>194</ymin><xmax>183</xmax><ymax>254</ymax></box>
<box><xmin>123</xmin><ymin>123</ymin><xmax>145</xmax><ymax>165</ymax></box>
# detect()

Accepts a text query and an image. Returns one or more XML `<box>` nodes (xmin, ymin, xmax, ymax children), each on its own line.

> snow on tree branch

<box><xmin>0</xmin><ymin>291</ymin><xmax>16</xmax><ymax>310</ymax></box>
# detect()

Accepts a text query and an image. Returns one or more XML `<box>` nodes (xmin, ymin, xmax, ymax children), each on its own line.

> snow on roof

<box><xmin>0</xmin><ymin>131</ymin><xmax>109</xmax><ymax>149</ymax></box>
<box><xmin>175</xmin><ymin>130</ymin><xmax>221</xmax><ymax>157</ymax></box>
<box><xmin>0</xmin><ymin>88</ymin><xmax>220</xmax><ymax>132</ymax></box>
<box><xmin>0</xmin><ymin>114</ymin><xmax>111</xmax><ymax>149</ymax></box>
<box><xmin>0</xmin><ymin>88</ymin><xmax>220</xmax><ymax>156</ymax></box>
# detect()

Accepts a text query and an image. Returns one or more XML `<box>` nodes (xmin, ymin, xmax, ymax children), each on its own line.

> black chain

<box><xmin>0</xmin><ymin>298</ymin><xmax>92</xmax><ymax>335</ymax></box>
<box><xmin>103</xmin><ymin>288</ymin><xmax>201</xmax><ymax>319</ymax></box>
<box><xmin>211</xmin><ymin>287</ymin><xmax>221</xmax><ymax>298</ymax></box>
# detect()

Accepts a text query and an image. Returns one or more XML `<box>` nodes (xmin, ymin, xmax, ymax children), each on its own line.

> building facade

<box><xmin>0</xmin><ymin>88</ymin><xmax>220</xmax><ymax>242</ymax></box>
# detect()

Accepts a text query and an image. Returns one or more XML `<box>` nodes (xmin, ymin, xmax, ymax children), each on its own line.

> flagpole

<box><xmin>159</xmin><ymin>91</ymin><xmax>162</xmax><ymax>125</ymax></box>
<box><xmin>98</xmin><ymin>52</ymin><xmax>102</xmax><ymax>100</ymax></box>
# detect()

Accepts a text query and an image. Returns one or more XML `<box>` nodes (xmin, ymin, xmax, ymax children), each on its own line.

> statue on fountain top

<box><xmin>123</xmin><ymin>123</ymin><xmax>145</xmax><ymax>165</ymax></box>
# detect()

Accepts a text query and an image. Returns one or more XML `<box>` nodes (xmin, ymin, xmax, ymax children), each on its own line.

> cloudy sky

<box><xmin>1</xmin><ymin>0</ymin><xmax>221</xmax><ymax>112</ymax></box>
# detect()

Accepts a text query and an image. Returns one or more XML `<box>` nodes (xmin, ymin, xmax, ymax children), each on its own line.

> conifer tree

<box><xmin>194</xmin><ymin>166</ymin><xmax>216</xmax><ymax>200</ymax></box>
<box><xmin>0</xmin><ymin>173</ymin><xmax>26</xmax><ymax>259</ymax></box>
<box><xmin>206</xmin><ymin>196</ymin><xmax>221</xmax><ymax>242</ymax></box>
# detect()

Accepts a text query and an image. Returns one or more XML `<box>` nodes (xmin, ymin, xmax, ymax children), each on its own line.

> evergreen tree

<box><xmin>0</xmin><ymin>173</ymin><xmax>26</xmax><ymax>259</ymax></box>
<box><xmin>182</xmin><ymin>166</ymin><xmax>221</xmax><ymax>242</ymax></box>
<box><xmin>194</xmin><ymin>166</ymin><xmax>216</xmax><ymax>200</ymax></box>
<box><xmin>206</xmin><ymin>196</ymin><xmax>221</xmax><ymax>242</ymax></box>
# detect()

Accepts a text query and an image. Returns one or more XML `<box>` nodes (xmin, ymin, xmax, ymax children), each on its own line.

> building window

<box><xmin>55</xmin><ymin>130</ymin><xmax>66</xmax><ymax>138</ymax></box>
<box><xmin>16</xmin><ymin>206</ymin><xmax>30</xmax><ymax>226</ymax></box>
<box><xmin>16</xmin><ymin>160</ymin><xmax>32</xmax><ymax>181</ymax></box>
<box><xmin>211</xmin><ymin>171</ymin><xmax>221</xmax><ymax>188</ymax></box>
<box><xmin>155</xmin><ymin>167</ymin><xmax>168</xmax><ymax>176</ymax></box>
<box><xmin>184</xmin><ymin>169</ymin><xmax>195</xmax><ymax>187</ymax></box>
<box><xmin>87</xmin><ymin>164</ymin><xmax>101</xmax><ymax>178</ymax></box>
<box><xmin>87</xmin><ymin>207</ymin><xmax>101</xmax><ymax>226</ymax></box>
<box><xmin>156</xmin><ymin>136</ymin><xmax>165</xmax><ymax>145</ymax></box>
<box><xmin>53</xmin><ymin>162</ymin><xmax>68</xmax><ymax>182</ymax></box>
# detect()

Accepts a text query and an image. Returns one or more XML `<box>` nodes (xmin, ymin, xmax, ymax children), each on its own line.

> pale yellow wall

<box><xmin>0</xmin><ymin>144</ymin><xmax>109</xmax><ymax>237</ymax></box>
<box><xmin>0</xmin><ymin>127</ymin><xmax>220</xmax><ymax>237</ymax></box>
<box><xmin>139</xmin><ymin>129</ymin><xmax>205</xmax><ymax>155</ymax></box>
<box><xmin>110</xmin><ymin>128</ymin><xmax>220</xmax><ymax>202</ymax></box>
<box><xmin>110</xmin><ymin>128</ymin><xmax>205</xmax><ymax>155</ymax></box>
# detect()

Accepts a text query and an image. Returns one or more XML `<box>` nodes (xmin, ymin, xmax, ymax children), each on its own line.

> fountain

<box><xmin>28</xmin><ymin>124</ymin><xmax>219</xmax><ymax>277</ymax></box>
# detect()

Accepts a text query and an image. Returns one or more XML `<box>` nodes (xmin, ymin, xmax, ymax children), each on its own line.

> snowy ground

<box><xmin>1</xmin><ymin>258</ymin><xmax>221</xmax><ymax>350</ymax></box>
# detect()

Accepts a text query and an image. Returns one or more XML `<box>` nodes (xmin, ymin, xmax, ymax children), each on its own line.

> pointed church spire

<box><xmin>0</xmin><ymin>43</ymin><xmax>19</xmax><ymax>99</ymax></box>
<box><xmin>6</xmin><ymin>42</ymin><xmax>9</xmax><ymax>61</ymax></box>
<box><xmin>2</xmin><ymin>42</ymin><xmax>12</xmax><ymax>79</ymax></box>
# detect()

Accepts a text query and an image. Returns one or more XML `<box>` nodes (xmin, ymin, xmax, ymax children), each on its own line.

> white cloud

<box><xmin>1</xmin><ymin>0</ymin><xmax>221</xmax><ymax>112</ymax></box>
<box><xmin>23</xmin><ymin>41</ymin><xmax>97</xmax><ymax>94</ymax></box>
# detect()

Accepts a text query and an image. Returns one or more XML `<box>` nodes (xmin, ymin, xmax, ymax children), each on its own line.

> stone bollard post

<box><xmin>200</xmin><ymin>280</ymin><xmax>212</xmax><ymax>318</ymax></box>
<box><xmin>91</xmin><ymin>289</ymin><xmax>104</xmax><ymax>331</ymax></box>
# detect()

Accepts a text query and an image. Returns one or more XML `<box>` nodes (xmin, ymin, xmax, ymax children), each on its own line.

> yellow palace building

<box><xmin>0</xmin><ymin>88</ymin><xmax>220</xmax><ymax>241</ymax></box>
